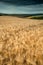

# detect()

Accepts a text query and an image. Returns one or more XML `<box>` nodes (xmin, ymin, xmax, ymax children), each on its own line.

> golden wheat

<box><xmin>0</xmin><ymin>16</ymin><xmax>43</xmax><ymax>65</ymax></box>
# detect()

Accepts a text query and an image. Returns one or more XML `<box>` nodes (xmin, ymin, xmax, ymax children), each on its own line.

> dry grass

<box><xmin>0</xmin><ymin>16</ymin><xmax>43</xmax><ymax>65</ymax></box>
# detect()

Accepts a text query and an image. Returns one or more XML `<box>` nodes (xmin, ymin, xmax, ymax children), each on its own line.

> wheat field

<box><xmin>0</xmin><ymin>16</ymin><xmax>43</xmax><ymax>65</ymax></box>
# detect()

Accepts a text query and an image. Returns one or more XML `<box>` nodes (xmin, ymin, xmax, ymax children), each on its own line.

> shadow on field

<box><xmin>30</xmin><ymin>16</ymin><xmax>43</xmax><ymax>20</ymax></box>
<box><xmin>0</xmin><ymin>13</ymin><xmax>43</xmax><ymax>20</ymax></box>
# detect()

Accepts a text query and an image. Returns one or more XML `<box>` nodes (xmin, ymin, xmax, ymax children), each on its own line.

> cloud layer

<box><xmin>0</xmin><ymin>0</ymin><xmax>43</xmax><ymax>5</ymax></box>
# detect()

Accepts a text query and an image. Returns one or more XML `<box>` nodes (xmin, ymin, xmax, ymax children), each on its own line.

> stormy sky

<box><xmin>0</xmin><ymin>0</ymin><xmax>43</xmax><ymax>14</ymax></box>
<box><xmin>0</xmin><ymin>0</ymin><xmax>43</xmax><ymax>5</ymax></box>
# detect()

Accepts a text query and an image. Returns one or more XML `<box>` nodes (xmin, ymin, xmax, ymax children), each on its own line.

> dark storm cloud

<box><xmin>0</xmin><ymin>0</ymin><xmax>43</xmax><ymax>5</ymax></box>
